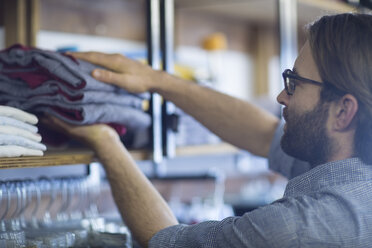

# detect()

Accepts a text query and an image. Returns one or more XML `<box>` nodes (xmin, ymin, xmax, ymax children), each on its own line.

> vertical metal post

<box><xmin>146</xmin><ymin>0</ymin><xmax>163</xmax><ymax>173</ymax></box>
<box><xmin>278</xmin><ymin>0</ymin><xmax>298</xmax><ymax>74</ymax></box>
<box><xmin>25</xmin><ymin>0</ymin><xmax>40</xmax><ymax>46</ymax></box>
<box><xmin>160</xmin><ymin>0</ymin><xmax>176</xmax><ymax>158</ymax></box>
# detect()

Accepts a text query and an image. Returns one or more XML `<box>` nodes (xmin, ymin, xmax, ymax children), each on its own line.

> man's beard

<box><xmin>281</xmin><ymin>101</ymin><xmax>334</xmax><ymax>167</ymax></box>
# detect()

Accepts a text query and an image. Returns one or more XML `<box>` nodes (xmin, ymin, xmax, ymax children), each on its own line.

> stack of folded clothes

<box><xmin>0</xmin><ymin>105</ymin><xmax>46</xmax><ymax>157</ymax></box>
<box><xmin>0</xmin><ymin>44</ymin><xmax>151</xmax><ymax>136</ymax></box>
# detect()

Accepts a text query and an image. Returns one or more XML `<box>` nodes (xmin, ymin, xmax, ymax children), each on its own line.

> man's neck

<box><xmin>326</xmin><ymin>140</ymin><xmax>355</xmax><ymax>164</ymax></box>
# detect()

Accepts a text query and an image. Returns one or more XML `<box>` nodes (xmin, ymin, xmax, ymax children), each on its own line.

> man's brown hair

<box><xmin>308</xmin><ymin>13</ymin><xmax>372</xmax><ymax>164</ymax></box>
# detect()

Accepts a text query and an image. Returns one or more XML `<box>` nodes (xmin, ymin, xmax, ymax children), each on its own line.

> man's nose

<box><xmin>277</xmin><ymin>89</ymin><xmax>289</xmax><ymax>106</ymax></box>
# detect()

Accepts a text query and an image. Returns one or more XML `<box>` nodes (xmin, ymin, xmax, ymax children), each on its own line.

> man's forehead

<box><xmin>293</xmin><ymin>41</ymin><xmax>322</xmax><ymax>82</ymax></box>
<box><xmin>294</xmin><ymin>42</ymin><xmax>311</xmax><ymax>70</ymax></box>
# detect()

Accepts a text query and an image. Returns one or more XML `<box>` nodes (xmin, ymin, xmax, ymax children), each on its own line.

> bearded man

<box><xmin>47</xmin><ymin>13</ymin><xmax>372</xmax><ymax>247</ymax></box>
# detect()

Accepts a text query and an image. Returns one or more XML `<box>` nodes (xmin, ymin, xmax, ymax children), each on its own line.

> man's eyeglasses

<box><xmin>282</xmin><ymin>69</ymin><xmax>323</xmax><ymax>95</ymax></box>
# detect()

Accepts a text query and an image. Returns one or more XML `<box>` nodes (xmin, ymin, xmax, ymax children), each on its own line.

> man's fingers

<box><xmin>92</xmin><ymin>69</ymin><xmax>132</xmax><ymax>89</ymax></box>
<box><xmin>68</xmin><ymin>51</ymin><xmax>151</xmax><ymax>93</ymax></box>
<box><xmin>92</xmin><ymin>69</ymin><xmax>122</xmax><ymax>85</ymax></box>
<box><xmin>68</xmin><ymin>51</ymin><xmax>130</xmax><ymax>73</ymax></box>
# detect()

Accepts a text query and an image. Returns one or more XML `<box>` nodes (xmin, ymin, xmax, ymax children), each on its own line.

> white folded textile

<box><xmin>0</xmin><ymin>125</ymin><xmax>42</xmax><ymax>142</ymax></box>
<box><xmin>0</xmin><ymin>145</ymin><xmax>43</xmax><ymax>157</ymax></box>
<box><xmin>0</xmin><ymin>105</ymin><xmax>38</xmax><ymax>124</ymax></box>
<box><xmin>0</xmin><ymin>134</ymin><xmax>46</xmax><ymax>151</ymax></box>
<box><xmin>0</xmin><ymin>116</ymin><xmax>38</xmax><ymax>133</ymax></box>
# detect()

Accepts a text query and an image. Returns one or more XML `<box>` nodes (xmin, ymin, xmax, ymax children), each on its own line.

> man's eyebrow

<box><xmin>292</xmin><ymin>67</ymin><xmax>298</xmax><ymax>74</ymax></box>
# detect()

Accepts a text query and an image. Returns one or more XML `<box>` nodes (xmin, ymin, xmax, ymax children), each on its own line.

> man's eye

<box><xmin>291</xmin><ymin>78</ymin><xmax>301</xmax><ymax>85</ymax></box>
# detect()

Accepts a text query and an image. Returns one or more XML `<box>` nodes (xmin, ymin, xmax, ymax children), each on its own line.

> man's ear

<box><xmin>332</xmin><ymin>94</ymin><xmax>358</xmax><ymax>131</ymax></box>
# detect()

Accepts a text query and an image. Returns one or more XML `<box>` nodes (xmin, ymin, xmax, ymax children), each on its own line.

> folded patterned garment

<box><xmin>0</xmin><ymin>125</ymin><xmax>42</xmax><ymax>142</ymax></box>
<box><xmin>0</xmin><ymin>44</ymin><xmax>149</xmax><ymax>98</ymax></box>
<box><xmin>0</xmin><ymin>116</ymin><xmax>38</xmax><ymax>133</ymax></box>
<box><xmin>0</xmin><ymin>45</ymin><xmax>114</xmax><ymax>91</ymax></box>
<box><xmin>0</xmin><ymin>89</ymin><xmax>144</xmax><ymax>109</ymax></box>
<box><xmin>0</xmin><ymin>45</ymin><xmax>151</xmax><ymax>132</ymax></box>
<box><xmin>4</xmin><ymin>101</ymin><xmax>150</xmax><ymax>131</ymax></box>
<box><xmin>0</xmin><ymin>105</ymin><xmax>38</xmax><ymax>124</ymax></box>
<box><xmin>0</xmin><ymin>134</ymin><xmax>46</xmax><ymax>151</ymax></box>
<box><xmin>0</xmin><ymin>74</ymin><xmax>149</xmax><ymax>100</ymax></box>
<box><xmin>40</xmin><ymin>104</ymin><xmax>149</xmax><ymax>131</ymax></box>
<box><xmin>0</xmin><ymin>145</ymin><xmax>43</xmax><ymax>157</ymax></box>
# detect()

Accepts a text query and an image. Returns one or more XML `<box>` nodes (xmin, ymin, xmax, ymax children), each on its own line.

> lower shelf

<box><xmin>176</xmin><ymin>143</ymin><xmax>238</xmax><ymax>157</ymax></box>
<box><xmin>0</xmin><ymin>143</ymin><xmax>239</xmax><ymax>169</ymax></box>
<box><xmin>0</xmin><ymin>149</ymin><xmax>95</xmax><ymax>169</ymax></box>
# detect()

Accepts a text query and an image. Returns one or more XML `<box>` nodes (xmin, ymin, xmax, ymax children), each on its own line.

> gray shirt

<box><xmin>149</xmin><ymin>121</ymin><xmax>372</xmax><ymax>247</ymax></box>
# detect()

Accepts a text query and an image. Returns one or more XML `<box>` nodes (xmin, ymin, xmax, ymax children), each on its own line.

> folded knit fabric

<box><xmin>0</xmin><ymin>45</ymin><xmax>114</xmax><ymax>91</ymax></box>
<box><xmin>0</xmin><ymin>89</ymin><xmax>144</xmax><ymax>109</ymax></box>
<box><xmin>0</xmin><ymin>44</ymin><xmax>149</xmax><ymax>98</ymax></box>
<box><xmin>0</xmin><ymin>105</ymin><xmax>38</xmax><ymax>124</ymax></box>
<box><xmin>0</xmin><ymin>134</ymin><xmax>46</xmax><ymax>151</ymax></box>
<box><xmin>0</xmin><ymin>125</ymin><xmax>42</xmax><ymax>142</ymax></box>
<box><xmin>0</xmin><ymin>116</ymin><xmax>38</xmax><ymax>133</ymax></box>
<box><xmin>0</xmin><ymin>74</ymin><xmax>149</xmax><ymax>100</ymax></box>
<box><xmin>0</xmin><ymin>45</ymin><xmax>150</xmax><ymax>132</ymax></box>
<box><xmin>4</xmin><ymin>101</ymin><xmax>149</xmax><ymax>131</ymax></box>
<box><xmin>0</xmin><ymin>145</ymin><xmax>43</xmax><ymax>157</ymax></box>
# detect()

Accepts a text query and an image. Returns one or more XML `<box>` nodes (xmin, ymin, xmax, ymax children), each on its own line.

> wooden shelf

<box><xmin>129</xmin><ymin>149</ymin><xmax>151</xmax><ymax>161</ymax></box>
<box><xmin>176</xmin><ymin>143</ymin><xmax>239</xmax><ymax>157</ymax></box>
<box><xmin>0</xmin><ymin>149</ymin><xmax>95</xmax><ymax>169</ymax></box>
<box><xmin>0</xmin><ymin>143</ymin><xmax>239</xmax><ymax>169</ymax></box>
<box><xmin>0</xmin><ymin>149</ymin><xmax>150</xmax><ymax>169</ymax></box>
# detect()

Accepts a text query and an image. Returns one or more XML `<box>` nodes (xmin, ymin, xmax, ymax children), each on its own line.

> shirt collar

<box><xmin>284</xmin><ymin>157</ymin><xmax>372</xmax><ymax>197</ymax></box>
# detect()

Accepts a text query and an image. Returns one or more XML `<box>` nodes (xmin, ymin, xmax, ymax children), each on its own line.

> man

<box><xmin>45</xmin><ymin>13</ymin><xmax>372</xmax><ymax>247</ymax></box>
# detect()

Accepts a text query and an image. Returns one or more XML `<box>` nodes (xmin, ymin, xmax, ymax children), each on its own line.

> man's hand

<box><xmin>40</xmin><ymin>115</ymin><xmax>119</xmax><ymax>149</ymax></box>
<box><xmin>68</xmin><ymin>51</ymin><xmax>161</xmax><ymax>93</ymax></box>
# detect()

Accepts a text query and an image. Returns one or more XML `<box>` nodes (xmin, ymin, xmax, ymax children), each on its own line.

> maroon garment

<box><xmin>0</xmin><ymin>46</ymin><xmax>84</xmax><ymax>89</ymax></box>
<box><xmin>0</xmin><ymin>44</ymin><xmax>137</xmax><ymax>138</ymax></box>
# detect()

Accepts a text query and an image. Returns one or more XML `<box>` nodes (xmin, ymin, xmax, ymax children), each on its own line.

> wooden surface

<box><xmin>0</xmin><ymin>149</ymin><xmax>153</xmax><ymax>169</ymax></box>
<box><xmin>0</xmin><ymin>149</ymin><xmax>95</xmax><ymax>169</ymax></box>
<box><xmin>0</xmin><ymin>143</ymin><xmax>239</xmax><ymax>169</ymax></box>
<box><xmin>176</xmin><ymin>143</ymin><xmax>238</xmax><ymax>157</ymax></box>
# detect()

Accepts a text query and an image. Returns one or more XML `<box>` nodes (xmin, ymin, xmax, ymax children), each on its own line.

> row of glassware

<box><xmin>0</xmin><ymin>176</ymin><xmax>131</xmax><ymax>248</ymax></box>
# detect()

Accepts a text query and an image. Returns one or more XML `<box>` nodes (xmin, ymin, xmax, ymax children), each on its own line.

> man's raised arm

<box><xmin>70</xmin><ymin>52</ymin><xmax>280</xmax><ymax>157</ymax></box>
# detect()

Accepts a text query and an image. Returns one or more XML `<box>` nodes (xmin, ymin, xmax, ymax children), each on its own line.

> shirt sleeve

<box><xmin>268</xmin><ymin>120</ymin><xmax>310</xmax><ymax>179</ymax></box>
<box><xmin>149</xmin><ymin>198</ymin><xmax>306</xmax><ymax>248</ymax></box>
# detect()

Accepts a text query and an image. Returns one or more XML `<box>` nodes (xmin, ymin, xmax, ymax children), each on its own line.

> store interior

<box><xmin>0</xmin><ymin>0</ymin><xmax>369</xmax><ymax>247</ymax></box>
